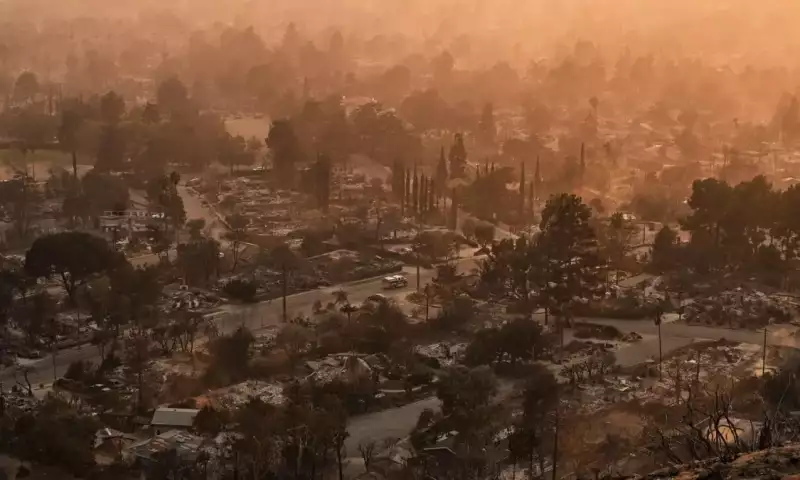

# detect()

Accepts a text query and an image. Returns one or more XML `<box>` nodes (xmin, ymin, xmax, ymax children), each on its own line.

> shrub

<box><xmin>223</xmin><ymin>279</ymin><xmax>258</xmax><ymax>302</ymax></box>
<box><xmin>64</xmin><ymin>360</ymin><xmax>94</xmax><ymax>383</ymax></box>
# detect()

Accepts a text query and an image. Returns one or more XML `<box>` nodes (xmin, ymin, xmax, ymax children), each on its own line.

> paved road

<box><xmin>6</xmin><ymin>251</ymin><xmax>796</xmax><ymax>387</ymax></box>
<box><xmin>0</xmin><ymin>256</ymin><xmax>480</xmax><ymax>386</ymax></box>
<box><xmin>179</xmin><ymin>186</ymin><xmax>227</xmax><ymax>243</ymax></box>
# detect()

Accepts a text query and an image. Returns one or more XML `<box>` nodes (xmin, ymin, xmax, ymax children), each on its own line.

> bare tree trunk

<box><xmin>336</xmin><ymin>442</ymin><xmax>344</xmax><ymax>480</ymax></box>
<box><xmin>51</xmin><ymin>344</ymin><xmax>57</xmax><ymax>383</ymax></box>
<box><xmin>282</xmin><ymin>267</ymin><xmax>288</xmax><ymax>322</ymax></box>
<box><xmin>658</xmin><ymin>321</ymin><xmax>663</xmax><ymax>380</ymax></box>
<box><xmin>552</xmin><ymin>393</ymin><xmax>560</xmax><ymax>480</ymax></box>
<box><xmin>72</xmin><ymin>150</ymin><xmax>78</xmax><ymax>182</ymax></box>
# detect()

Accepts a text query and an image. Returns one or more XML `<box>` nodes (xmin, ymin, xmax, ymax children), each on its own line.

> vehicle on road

<box><xmin>382</xmin><ymin>275</ymin><xmax>408</xmax><ymax>289</ymax></box>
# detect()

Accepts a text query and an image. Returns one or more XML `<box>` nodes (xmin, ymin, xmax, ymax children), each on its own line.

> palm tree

<box><xmin>332</xmin><ymin>289</ymin><xmax>349</xmax><ymax>306</ymax></box>
<box><xmin>340</xmin><ymin>303</ymin><xmax>359</xmax><ymax>324</ymax></box>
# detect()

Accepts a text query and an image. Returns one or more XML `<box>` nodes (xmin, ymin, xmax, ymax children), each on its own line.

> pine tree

<box><xmin>534</xmin><ymin>155</ymin><xmax>542</xmax><ymax>200</ymax></box>
<box><xmin>449</xmin><ymin>133</ymin><xmax>468</xmax><ymax>178</ymax></box>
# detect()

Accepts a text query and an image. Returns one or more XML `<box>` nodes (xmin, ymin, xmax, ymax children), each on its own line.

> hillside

<box><xmin>618</xmin><ymin>445</ymin><xmax>800</xmax><ymax>480</ymax></box>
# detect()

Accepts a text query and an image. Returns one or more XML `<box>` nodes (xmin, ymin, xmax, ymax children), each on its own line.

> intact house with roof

<box><xmin>150</xmin><ymin>407</ymin><xmax>200</xmax><ymax>434</ymax></box>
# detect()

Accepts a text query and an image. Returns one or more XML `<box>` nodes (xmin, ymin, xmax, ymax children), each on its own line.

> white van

<box><xmin>382</xmin><ymin>275</ymin><xmax>408</xmax><ymax>290</ymax></box>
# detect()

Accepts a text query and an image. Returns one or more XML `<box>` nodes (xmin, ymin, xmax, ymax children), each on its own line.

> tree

<box><xmin>229</xmin><ymin>398</ymin><xmax>281</xmax><ymax>479</ymax></box>
<box><xmin>9</xmin><ymin>394</ymin><xmax>99</xmax><ymax>476</ymax></box>
<box><xmin>177</xmin><ymin>238</ymin><xmax>220</xmax><ymax>286</ymax></box>
<box><xmin>465</xmin><ymin>318</ymin><xmax>549</xmax><ymax>368</ymax></box>
<box><xmin>205</xmin><ymin>326</ymin><xmax>255</xmax><ymax>386</ymax></box>
<box><xmin>142</xmin><ymin>102</ymin><xmax>161</xmax><ymax>124</ymax></box>
<box><xmin>477</xmin><ymin>102</ymin><xmax>496</xmax><ymax>146</ymax></box>
<box><xmin>99</xmin><ymin>91</ymin><xmax>125</xmax><ymax>124</ymax></box>
<box><xmin>194</xmin><ymin>405</ymin><xmax>229</xmax><ymax>436</ymax></box>
<box><xmin>95</xmin><ymin>124</ymin><xmax>127</xmax><ymax>171</ymax></box>
<box><xmin>108</xmin><ymin>264</ymin><xmax>162</xmax><ymax>328</ymax></box>
<box><xmin>435</xmin><ymin>146</ymin><xmax>449</xmax><ymax>202</ymax></box>
<box><xmin>223</xmin><ymin>279</ymin><xmax>257</xmax><ymax>303</ymax></box>
<box><xmin>125</xmin><ymin>330</ymin><xmax>154</xmax><ymax>412</ymax></box>
<box><xmin>157</xmin><ymin>76</ymin><xmax>191</xmax><ymax>118</ymax></box>
<box><xmin>147</xmin><ymin>173</ymin><xmax>186</xmax><ymax>250</ymax></box>
<box><xmin>25</xmin><ymin>231</ymin><xmax>124</xmax><ymax>304</ymax></box>
<box><xmin>399</xmin><ymin>89</ymin><xmax>455</xmax><ymax>132</ymax></box>
<box><xmin>267</xmin><ymin>119</ymin><xmax>303</xmax><ymax>184</ymax></box>
<box><xmin>449</xmin><ymin>133</ymin><xmax>468</xmax><ymax>178</ymax></box>
<box><xmin>312</xmin><ymin>153</ymin><xmax>332</xmax><ymax>211</ymax></box>
<box><xmin>15</xmin><ymin>290</ymin><xmax>56</xmax><ymax>348</ymax></box>
<box><xmin>427</xmin><ymin>365</ymin><xmax>499</xmax><ymax>469</ymax></box>
<box><xmin>681</xmin><ymin>178</ymin><xmax>733</xmax><ymax>269</ymax></box>
<box><xmin>186</xmin><ymin>218</ymin><xmax>206</xmax><ymax>241</ymax></box>
<box><xmin>651</xmin><ymin>225</ymin><xmax>680</xmax><ymax>273</ymax></box>
<box><xmin>225</xmin><ymin>214</ymin><xmax>249</xmax><ymax>272</ymax></box>
<box><xmin>0</xmin><ymin>174</ymin><xmax>41</xmax><ymax>242</ymax></box>
<box><xmin>509</xmin><ymin>365</ymin><xmax>559</xmax><ymax>478</ymax></box>
<box><xmin>13</xmin><ymin>71</ymin><xmax>39</xmax><ymax>104</ymax></box>
<box><xmin>537</xmin><ymin>194</ymin><xmax>601</xmax><ymax>333</ymax></box>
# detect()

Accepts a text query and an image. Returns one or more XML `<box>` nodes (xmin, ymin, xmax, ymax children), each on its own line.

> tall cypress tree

<box><xmin>449</xmin><ymin>133</ymin><xmax>468</xmax><ymax>178</ymax></box>
<box><xmin>450</xmin><ymin>187</ymin><xmax>458</xmax><ymax>230</ymax></box>
<box><xmin>412</xmin><ymin>168</ymin><xmax>419</xmax><ymax>215</ymax></box>
<box><xmin>520</xmin><ymin>161</ymin><xmax>526</xmax><ymax>216</ymax></box>
<box><xmin>528</xmin><ymin>181</ymin><xmax>534</xmax><ymax>218</ymax></box>
<box><xmin>421</xmin><ymin>175</ymin><xmax>428</xmax><ymax>214</ymax></box>
<box><xmin>436</xmin><ymin>147</ymin><xmax>448</xmax><ymax>202</ymax></box>
<box><xmin>404</xmin><ymin>169</ymin><xmax>411</xmax><ymax>212</ymax></box>
<box><xmin>428</xmin><ymin>178</ymin><xmax>435</xmax><ymax>213</ymax></box>
<box><xmin>392</xmin><ymin>159</ymin><xmax>404</xmax><ymax>200</ymax></box>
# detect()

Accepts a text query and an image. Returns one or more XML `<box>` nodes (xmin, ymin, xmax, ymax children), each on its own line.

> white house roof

<box><xmin>150</xmin><ymin>408</ymin><xmax>199</xmax><ymax>428</ymax></box>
